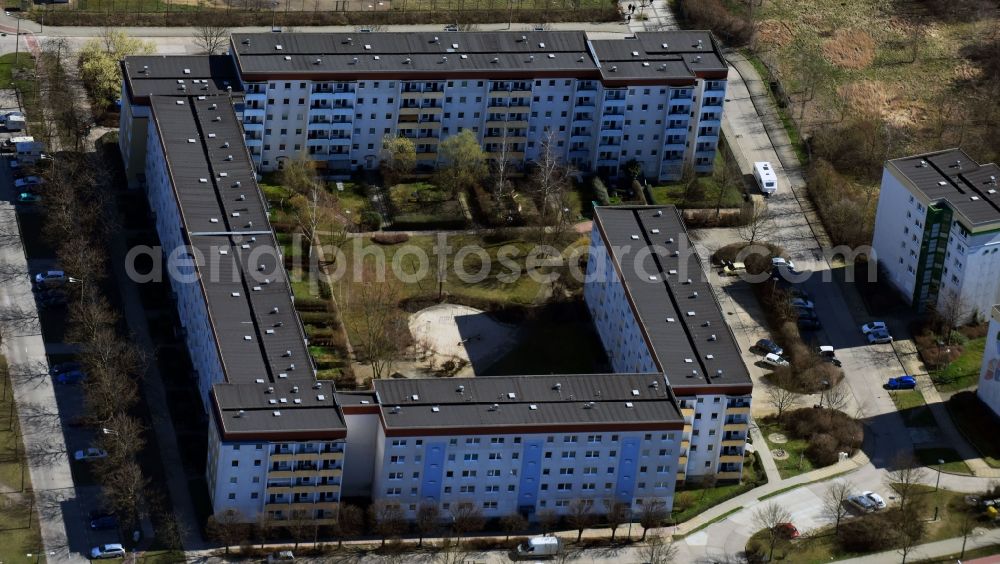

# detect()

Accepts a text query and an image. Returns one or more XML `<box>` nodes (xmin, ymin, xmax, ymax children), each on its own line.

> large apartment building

<box><xmin>872</xmin><ymin>149</ymin><xmax>1000</xmax><ymax>322</ymax></box>
<box><xmin>584</xmin><ymin>207</ymin><xmax>752</xmax><ymax>482</ymax></box>
<box><xmin>119</xmin><ymin>33</ymin><xmax>748</xmax><ymax>525</ymax></box>
<box><xmin>121</xmin><ymin>30</ymin><xmax>727</xmax><ymax>185</ymax></box>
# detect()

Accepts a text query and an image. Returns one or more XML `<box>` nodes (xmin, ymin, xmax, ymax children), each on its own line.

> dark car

<box><xmin>798</xmin><ymin>318</ymin><xmax>822</xmax><ymax>331</ymax></box>
<box><xmin>49</xmin><ymin>362</ymin><xmax>81</xmax><ymax>376</ymax></box>
<box><xmin>752</xmin><ymin>339</ymin><xmax>783</xmax><ymax>356</ymax></box>
<box><xmin>55</xmin><ymin>370</ymin><xmax>85</xmax><ymax>385</ymax></box>
<box><xmin>90</xmin><ymin>514</ymin><xmax>118</xmax><ymax>530</ymax></box>
<box><xmin>885</xmin><ymin>376</ymin><xmax>917</xmax><ymax>390</ymax></box>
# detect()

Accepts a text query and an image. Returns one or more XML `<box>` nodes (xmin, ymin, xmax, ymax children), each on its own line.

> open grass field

<box><xmin>672</xmin><ymin>455</ymin><xmax>765</xmax><ymax>524</ymax></box>
<box><xmin>650</xmin><ymin>151</ymin><xmax>742</xmax><ymax>209</ymax></box>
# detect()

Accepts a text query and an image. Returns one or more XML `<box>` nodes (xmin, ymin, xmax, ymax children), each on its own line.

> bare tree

<box><xmin>370</xmin><ymin>501</ymin><xmax>406</xmax><ymax>547</ymax></box>
<box><xmin>207</xmin><ymin>509</ymin><xmax>246</xmax><ymax>554</ymax></box>
<box><xmin>490</xmin><ymin>127</ymin><xmax>516</xmax><ymax>225</ymax></box>
<box><xmin>531</xmin><ymin>130</ymin><xmax>572</xmax><ymax>226</ymax></box>
<box><xmin>67</xmin><ymin>294</ymin><xmax>118</xmax><ymax>345</ymax></box>
<box><xmin>100</xmin><ymin>458</ymin><xmax>149</xmax><ymax>530</ymax></box>
<box><xmin>416</xmin><ymin>501</ymin><xmax>441</xmax><ymax>547</ymax></box>
<box><xmin>958</xmin><ymin>508</ymin><xmax>977</xmax><ymax>559</ymax></box>
<box><xmin>96</xmin><ymin>412</ymin><xmax>145</xmax><ymax>465</ymax></box>
<box><xmin>886</xmin><ymin>455</ymin><xmax>928</xmax><ymax>513</ymax></box>
<box><xmin>764</xmin><ymin>380</ymin><xmax>801</xmax><ymax>418</ymax></box>
<box><xmin>639</xmin><ymin>499</ymin><xmax>668</xmax><ymax>541</ymax></box>
<box><xmin>500</xmin><ymin>513</ymin><xmax>528</xmax><ymax>542</ymax></box>
<box><xmin>255</xmin><ymin>512</ymin><xmax>276</xmax><ymax>549</ymax></box>
<box><xmin>334</xmin><ymin>504</ymin><xmax>365</xmax><ymax>548</ymax></box>
<box><xmin>604</xmin><ymin>499</ymin><xmax>630</xmax><ymax>542</ymax></box>
<box><xmin>347</xmin><ymin>266</ymin><xmax>407</xmax><ymax>379</ymax></box>
<box><xmin>821</xmin><ymin>381</ymin><xmax>851</xmax><ymax>412</ymax></box>
<box><xmin>898</xmin><ymin>512</ymin><xmax>925</xmax><ymax>564</ymax></box>
<box><xmin>452</xmin><ymin>502</ymin><xmax>486</xmax><ymax>545</ymax></box>
<box><xmin>639</xmin><ymin>532</ymin><xmax>678</xmax><ymax>564</ymax></box>
<box><xmin>194</xmin><ymin>24</ymin><xmax>231</xmax><ymax>55</ymax></box>
<box><xmin>931</xmin><ymin>291</ymin><xmax>976</xmax><ymax>340</ymax></box>
<box><xmin>537</xmin><ymin>509</ymin><xmax>559</xmax><ymax>533</ymax></box>
<box><xmin>284</xmin><ymin>509</ymin><xmax>313</xmax><ymax>549</ymax></box>
<box><xmin>737</xmin><ymin>200</ymin><xmax>775</xmax><ymax>246</ymax></box>
<box><xmin>567</xmin><ymin>498</ymin><xmax>596</xmax><ymax>542</ymax></box>
<box><xmin>823</xmin><ymin>480</ymin><xmax>853</xmax><ymax>533</ymax></box>
<box><xmin>752</xmin><ymin>502</ymin><xmax>792</xmax><ymax>562</ymax></box>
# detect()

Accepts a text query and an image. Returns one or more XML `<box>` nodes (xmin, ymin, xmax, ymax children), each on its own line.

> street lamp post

<box><xmin>270</xmin><ymin>1</ymin><xmax>279</xmax><ymax>31</ymax></box>
<box><xmin>935</xmin><ymin>459</ymin><xmax>944</xmax><ymax>491</ymax></box>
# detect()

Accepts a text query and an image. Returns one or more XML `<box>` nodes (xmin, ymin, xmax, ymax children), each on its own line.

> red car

<box><xmin>775</xmin><ymin>522</ymin><xmax>800</xmax><ymax>539</ymax></box>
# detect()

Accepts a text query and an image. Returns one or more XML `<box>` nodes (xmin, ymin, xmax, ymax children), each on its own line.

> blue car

<box><xmin>753</xmin><ymin>339</ymin><xmax>783</xmax><ymax>356</ymax></box>
<box><xmin>90</xmin><ymin>514</ymin><xmax>118</xmax><ymax>530</ymax></box>
<box><xmin>885</xmin><ymin>376</ymin><xmax>917</xmax><ymax>390</ymax></box>
<box><xmin>55</xmin><ymin>370</ymin><xmax>85</xmax><ymax>385</ymax></box>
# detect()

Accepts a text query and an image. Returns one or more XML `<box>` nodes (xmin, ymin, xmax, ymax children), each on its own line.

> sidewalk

<box><xmin>837</xmin><ymin>527</ymin><xmax>1000</xmax><ymax>564</ymax></box>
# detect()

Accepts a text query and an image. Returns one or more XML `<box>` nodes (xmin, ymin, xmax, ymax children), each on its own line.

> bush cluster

<box><xmin>782</xmin><ymin>407</ymin><xmax>863</xmax><ymax>466</ymax></box>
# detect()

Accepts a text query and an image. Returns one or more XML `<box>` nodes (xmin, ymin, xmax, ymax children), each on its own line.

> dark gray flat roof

<box><xmin>231</xmin><ymin>31</ymin><xmax>724</xmax><ymax>82</ymax></box>
<box><xmin>375</xmin><ymin>373</ymin><xmax>682</xmax><ymax>430</ymax></box>
<box><xmin>214</xmin><ymin>381</ymin><xmax>345</xmax><ymax>437</ymax></box>
<box><xmin>149</xmin><ymin>95</ymin><xmax>335</xmax><ymax>436</ymax></box>
<box><xmin>889</xmin><ymin>149</ymin><xmax>1000</xmax><ymax>228</ymax></box>
<box><xmin>593</xmin><ymin>206</ymin><xmax>751</xmax><ymax>389</ymax></box>
<box><xmin>123</xmin><ymin>55</ymin><xmax>242</xmax><ymax>100</ymax></box>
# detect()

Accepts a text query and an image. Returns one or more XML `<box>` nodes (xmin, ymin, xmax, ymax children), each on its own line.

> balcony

<box><xmin>675</xmin><ymin>472</ymin><xmax>686</xmax><ymax>481</ymax></box>
<box><xmin>680</xmin><ymin>407</ymin><xmax>694</xmax><ymax>418</ymax></box>
<box><xmin>416</xmin><ymin>151</ymin><xmax>437</xmax><ymax>160</ymax></box>
<box><xmin>677</xmin><ymin>455</ymin><xmax>688</xmax><ymax>466</ymax></box>
<box><xmin>719</xmin><ymin>455</ymin><xmax>744</xmax><ymax>464</ymax></box>
<box><xmin>717</xmin><ymin>471</ymin><xmax>741</xmax><ymax>481</ymax></box>
<box><xmin>680</xmin><ymin>440</ymin><xmax>690</xmax><ymax>451</ymax></box>
<box><xmin>399</xmin><ymin>107</ymin><xmax>421</xmax><ymax>116</ymax></box>
<box><xmin>726</xmin><ymin>406</ymin><xmax>751</xmax><ymax>416</ymax></box>
<box><xmin>721</xmin><ymin>438</ymin><xmax>745</xmax><ymax>447</ymax></box>
<box><xmin>265</xmin><ymin>502</ymin><xmax>339</xmax><ymax>514</ymax></box>
<box><xmin>723</xmin><ymin>422</ymin><xmax>748</xmax><ymax>432</ymax></box>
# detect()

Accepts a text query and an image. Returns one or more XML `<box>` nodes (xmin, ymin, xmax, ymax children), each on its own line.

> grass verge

<box><xmin>671</xmin><ymin>455</ymin><xmax>766</xmax><ymax>524</ymax></box>
<box><xmin>890</xmin><ymin>389</ymin><xmax>936</xmax><ymax>428</ymax></box>
<box><xmin>0</xmin><ymin>356</ymin><xmax>44</xmax><ymax>564</ymax></box>
<box><xmin>915</xmin><ymin>447</ymin><xmax>972</xmax><ymax>475</ymax></box>
<box><xmin>931</xmin><ymin>336</ymin><xmax>985</xmax><ymax>393</ymax></box>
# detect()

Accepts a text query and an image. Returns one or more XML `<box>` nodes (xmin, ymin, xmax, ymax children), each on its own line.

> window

<box><xmin>464</xmin><ymin>453</ymin><xmax>479</xmax><ymax>461</ymax></box>
<box><xmin>460</xmin><ymin>485</ymin><xmax>476</xmax><ymax>493</ymax></box>
<box><xmin>229</xmin><ymin>477</ymin><xmax>237</xmax><ymax>484</ymax></box>
<box><xmin>390</xmin><ymin>456</ymin><xmax>405</xmax><ymax>464</ymax></box>
<box><xmin>231</xmin><ymin>460</ymin><xmax>239</xmax><ymax>467</ymax></box>
<box><xmin>483</xmin><ymin>501</ymin><xmax>498</xmax><ymax>509</ymax></box>
<box><xmin>489</xmin><ymin>453</ymin><xmax>503</xmax><ymax>460</ymax></box>
<box><xmin>485</xmin><ymin>485</ymin><xmax>500</xmax><ymax>493</ymax></box>
<box><xmin>386</xmin><ymin>487</ymin><xmax>402</xmax><ymax>496</ymax></box>
<box><xmin>561</xmin><ymin>451</ymin><xmax>576</xmax><ymax>459</ymax></box>
<box><xmin>228</xmin><ymin>493</ymin><xmax>236</xmax><ymax>500</ymax></box>
<box><xmin>462</xmin><ymin>470</ymin><xmax>477</xmax><ymax>478</ymax></box>
<box><xmin>388</xmin><ymin>472</ymin><xmax>403</xmax><ymax>480</ymax></box>
<box><xmin>487</xmin><ymin>469</ymin><xmax>501</xmax><ymax>477</ymax></box>
<box><xmin>391</xmin><ymin>439</ymin><xmax>407</xmax><ymax>447</ymax></box>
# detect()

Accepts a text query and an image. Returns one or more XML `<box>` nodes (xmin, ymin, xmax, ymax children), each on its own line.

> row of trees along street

<box><xmin>208</xmin><ymin>497</ymin><xmax>678</xmax><ymax>556</ymax></box>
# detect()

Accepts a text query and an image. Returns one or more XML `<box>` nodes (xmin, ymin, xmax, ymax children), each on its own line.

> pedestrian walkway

<box><xmin>837</xmin><ymin>527</ymin><xmax>1000</xmax><ymax>564</ymax></box>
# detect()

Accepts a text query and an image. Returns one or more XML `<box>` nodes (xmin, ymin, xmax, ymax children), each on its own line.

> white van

<box><xmin>516</xmin><ymin>535</ymin><xmax>561</xmax><ymax>558</ymax></box>
<box><xmin>754</xmin><ymin>161</ymin><xmax>777</xmax><ymax>196</ymax></box>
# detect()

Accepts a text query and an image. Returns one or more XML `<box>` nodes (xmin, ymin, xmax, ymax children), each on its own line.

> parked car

<box><xmin>790</xmin><ymin>298</ymin><xmax>815</xmax><ymax>309</ymax></box>
<box><xmin>267</xmin><ymin>551</ymin><xmax>295</xmax><ymax>563</ymax></box>
<box><xmin>774</xmin><ymin>522</ymin><xmax>800</xmax><ymax>539</ymax></box>
<box><xmin>8</xmin><ymin>158</ymin><xmax>20</xmax><ymax>169</ymax></box>
<box><xmin>867</xmin><ymin>329</ymin><xmax>894</xmax><ymax>344</ymax></box>
<box><xmin>818</xmin><ymin>346</ymin><xmax>842</xmax><ymax>367</ymax></box>
<box><xmin>863</xmin><ymin>491</ymin><xmax>886</xmax><ymax>510</ymax></box>
<box><xmin>848</xmin><ymin>494</ymin><xmax>878</xmax><ymax>513</ymax></box>
<box><xmin>798</xmin><ymin>318</ymin><xmax>822</xmax><ymax>331</ymax></box>
<box><xmin>55</xmin><ymin>370</ymin><xmax>85</xmax><ymax>384</ymax></box>
<box><xmin>90</xmin><ymin>514</ymin><xmax>118</xmax><ymax>530</ymax></box>
<box><xmin>762</xmin><ymin>353</ymin><xmax>789</xmax><ymax>368</ymax></box>
<box><xmin>34</xmin><ymin>270</ymin><xmax>66</xmax><ymax>286</ymax></box>
<box><xmin>772</xmin><ymin>257</ymin><xmax>796</xmax><ymax>271</ymax></box>
<box><xmin>885</xmin><ymin>376</ymin><xmax>917</xmax><ymax>390</ymax></box>
<box><xmin>796</xmin><ymin>307</ymin><xmax>819</xmax><ymax>321</ymax></box>
<box><xmin>90</xmin><ymin>544</ymin><xmax>126</xmax><ymax>559</ymax></box>
<box><xmin>861</xmin><ymin>321</ymin><xmax>887</xmax><ymax>335</ymax></box>
<box><xmin>49</xmin><ymin>361</ymin><xmax>81</xmax><ymax>376</ymax></box>
<box><xmin>16</xmin><ymin>192</ymin><xmax>39</xmax><ymax>203</ymax></box>
<box><xmin>752</xmin><ymin>339</ymin><xmax>783</xmax><ymax>356</ymax></box>
<box><xmin>14</xmin><ymin>175</ymin><xmax>43</xmax><ymax>189</ymax></box>
<box><xmin>74</xmin><ymin>447</ymin><xmax>108</xmax><ymax>461</ymax></box>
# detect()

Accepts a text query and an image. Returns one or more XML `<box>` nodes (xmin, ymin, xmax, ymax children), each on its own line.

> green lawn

<box><xmin>757</xmin><ymin>418</ymin><xmax>816</xmax><ymax>479</ymax></box>
<box><xmin>890</xmin><ymin>389</ymin><xmax>936</xmax><ymax>427</ymax></box>
<box><xmin>0</xmin><ymin>357</ymin><xmax>44</xmax><ymax>564</ymax></box>
<box><xmin>0</xmin><ymin>53</ymin><xmax>45</xmax><ymax>146</ymax></box>
<box><xmin>649</xmin><ymin>151</ymin><xmax>743</xmax><ymax>209</ymax></box>
<box><xmin>915</xmin><ymin>448</ymin><xmax>973</xmax><ymax>475</ymax></box>
<box><xmin>746</xmin><ymin>485</ymin><xmax>978</xmax><ymax>563</ymax></box>
<box><xmin>672</xmin><ymin>456</ymin><xmax>765</xmax><ymax>524</ymax></box>
<box><xmin>932</xmin><ymin>336</ymin><xmax>985</xmax><ymax>392</ymax></box>
<box><xmin>0</xmin><ymin>52</ymin><xmax>33</xmax><ymax>85</ymax></box>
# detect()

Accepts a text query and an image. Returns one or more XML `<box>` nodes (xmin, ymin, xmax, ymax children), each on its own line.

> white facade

<box><xmin>977</xmin><ymin>306</ymin><xmax>1000</xmax><ymax>418</ymax></box>
<box><xmin>873</xmin><ymin>157</ymin><xmax>1000</xmax><ymax>322</ymax></box>
<box><xmin>371</xmin><ymin>428</ymin><xmax>679</xmax><ymax>520</ymax></box>
<box><xmin>240</xmin><ymin>75</ymin><xmax>725</xmax><ymax>181</ymax></box>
